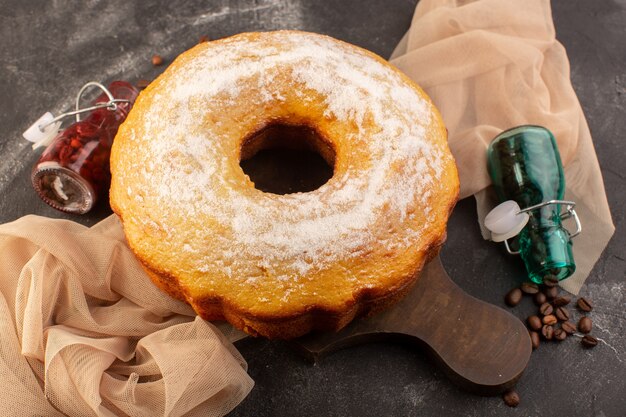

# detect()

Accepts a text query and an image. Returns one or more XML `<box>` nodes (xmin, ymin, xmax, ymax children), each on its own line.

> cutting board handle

<box><xmin>292</xmin><ymin>256</ymin><xmax>531</xmax><ymax>395</ymax></box>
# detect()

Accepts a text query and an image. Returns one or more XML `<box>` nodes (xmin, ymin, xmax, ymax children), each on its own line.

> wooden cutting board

<box><xmin>291</xmin><ymin>255</ymin><xmax>532</xmax><ymax>396</ymax></box>
<box><xmin>243</xmin><ymin>146</ymin><xmax>531</xmax><ymax>396</ymax></box>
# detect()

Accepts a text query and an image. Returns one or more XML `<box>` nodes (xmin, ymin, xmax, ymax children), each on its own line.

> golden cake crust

<box><xmin>110</xmin><ymin>31</ymin><xmax>459</xmax><ymax>339</ymax></box>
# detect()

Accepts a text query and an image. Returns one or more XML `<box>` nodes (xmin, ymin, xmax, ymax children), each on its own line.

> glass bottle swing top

<box><xmin>486</xmin><ymin>125</ymin><xmax>582</xmax><ymax>284</ymax></box>
<box><xmin>485</xmin><ymin>199</ymin><xmax>581</xmax><ymax>244</ymax></box>
<box><xmin>485</xmin><ymin>200</ymin><xmax>529</xmax><ymax>242</ymax></box>
<box><xmin>23</xmin><ymin>82</ymin><xmax>132</xmax><ymax>148</ymax></box>
<box><xmin>23</xmin><ymin>112</ymin><xmax>62</xmax><ymax>148</ymax></box>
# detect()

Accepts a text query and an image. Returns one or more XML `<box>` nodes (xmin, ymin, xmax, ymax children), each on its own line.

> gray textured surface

<box><xmin>0</xmin><ymin>1</ymin><xmax>624</xmax><ymax>416</ymax></box>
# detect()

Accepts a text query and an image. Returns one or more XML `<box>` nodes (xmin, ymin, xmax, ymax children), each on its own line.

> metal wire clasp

<box><xmin>23</xmin><ymin>81</ymin><xmax>133</xmax><ymax>148</ymax></box>
<box><xmin>504</xmin><ymin>199</ymin><xmax>582</xmax><ymax>255</ymax></box>
<box><xmin>38</xmin><ymin>81</ymin><xmax>130</xmax><ymax>130</ymax></box>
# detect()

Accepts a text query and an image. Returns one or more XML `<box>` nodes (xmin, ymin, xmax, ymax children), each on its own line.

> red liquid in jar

<box><xmin>32</xmin><ymin>81</ymin><xmax>139</xmax><ymax>214</ymax></box>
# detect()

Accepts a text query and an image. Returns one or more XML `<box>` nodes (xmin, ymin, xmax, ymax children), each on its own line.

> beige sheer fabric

<box><xmin>0</xmin><ymin>215</ymin><xmax>252</xmax><ymax>416</ymax></box>
<box><xmin>390</xmin><ymin>0</ymin><xmax>615</xmax><ymax>293</ymax></box>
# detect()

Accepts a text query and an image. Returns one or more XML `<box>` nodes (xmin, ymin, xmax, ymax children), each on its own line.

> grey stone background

<box><xmin>0</xmin><ymin>1</ymin><xmax>624</xmax><ymax>416</ymax></box>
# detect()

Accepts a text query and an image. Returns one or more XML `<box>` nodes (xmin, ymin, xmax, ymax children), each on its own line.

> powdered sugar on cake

<box><xmin>122</xmin><ymin>32</ymin><xmax>448</xmax><ymax>285</ymax></box>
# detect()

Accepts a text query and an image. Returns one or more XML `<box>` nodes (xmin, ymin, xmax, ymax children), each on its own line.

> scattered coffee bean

<box><xmin>503</xmin><ymin>279</ymin><xmax>599</xmax><ymax>356</ymax></box>
<box><xmin>521</xmin><ymin>282</ymin><xmax>539</xmax><ymax>295</ymax></box>
<box><xmin>541</xmin><ymin>324</ymin><xmax>554</xmax><ymax>340</ymax></box>
<box><xmin>533</xmin><ymin>292</ymin><xmax>547</xmax><ymax>306</ymax></box>
<box><xmin>136</xmin><ymin>79</ymin><xmax>151</xmax><ymax>89</ymax></box>
<box><xmin>151</xmin><ymin>54</ymin><xmax>164</xmax><ymax>66</ymax></box>
<box><xmin>505</xmin><ymin>288</ymin><xmax>523</xmax><ymax>307</ymax></box>
<box><xmin>529</xmin><ymin>331</ymin><xmax>540</xmax><ymax>350</ymax></box>
<box><xmin>542</xmin><ymin>314</ymin><xmax>558</xmax><ymax>326</ymax></box>
<box><xmin>539</xmin><ymin>302</ymin><xmax>554</xmax><ymax>316</ymax></box>
<box><xmin>561</xmin><ymin>321</ymin><xmax>576</xmax><ymax>334</ymax></box>
<box><xmin>503</xmin><ymin>389</ymin><xmax>520</xmax><ymax>407</ymax></box>
<box><xmin>527</xmin><ymin>315</ymin><xmax>543</xmax><ymax>331</ymax></box>
<box><xmin>581</xmin><ymin>335</ymin><xmax>598</xmax><ymax>348</ymax></box>
<box><xmin>578</xmin><ymin>316</ymin><xmax>592</xmax><ymax>334</ymax></box>
<box><xmin>542</xmin><ymin>275</ymin><xmax>559</xmax><ymax>287</ymax></box>
<box><xmin>543</xmin><ymin>286</ymin><xmax>558</xmax><ymax>300</ymax></box>
<box><xmin>553</xmin><ymin>328</ymin><xmax>567</xmax><ymax>341</ymax></box>
<box><xmin>198</xmin><ymin>35</ymin><xmax>210</xmax><ymax>43</ymax></box>
<box><xmin>553</xmin><ymin>295</ymin><xmax>571</xmax><ymax>307</ymax></box>
<box><xmin>577</xmin><ymin>297</ymin><xmax>593</xmax><ymax>312</ymax></box>
<box><xmin>555</xmin><ymin>306</ymin><xmax>570</xmax><ymax>321</ymax></box>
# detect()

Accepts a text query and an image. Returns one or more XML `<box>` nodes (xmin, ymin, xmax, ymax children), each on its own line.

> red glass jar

<box><xmin>32</xmin><ymin>81</ymin><xmax>139</xmax><ymax>214</ymax></box>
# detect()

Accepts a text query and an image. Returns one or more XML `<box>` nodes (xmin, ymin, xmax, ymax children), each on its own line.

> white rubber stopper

<box><xmin>485</xmin><ymin>200</ymin><xmax>529</xmax><ymax>242</ymax></box>
<box><xmin>23</xmin><ymin>112</ymin><xmax>61</xmax><ymax>148</ymax></box>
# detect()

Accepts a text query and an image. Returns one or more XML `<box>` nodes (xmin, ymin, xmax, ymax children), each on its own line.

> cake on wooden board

<box><xmin>110</xmin><ymin>31</ymin><xmax>459</xmax><ymax>338</ymax></box>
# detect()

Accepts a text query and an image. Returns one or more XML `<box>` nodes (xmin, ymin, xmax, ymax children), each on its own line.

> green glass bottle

<box><xmin>487</xmin><ymin>125</ymin><xmax>575</xmax><ymax>284</ymax></box>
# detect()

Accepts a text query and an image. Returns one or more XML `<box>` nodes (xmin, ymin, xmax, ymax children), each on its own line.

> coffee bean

<box><xmin>151</xmin><ymin>54</ymin><xmax>164</xmax><ymax>66</ymax></box>
<box><xmin>505</xmin><ymin>288</ymin><xmax>523</xmax><ymax>307</ymax></box>
<box><xmin>578</xmin><ymin>316</ymin><xmax>592</xmax><ymax>334</ymax></box>
<box><xmin>542</xmin><ymin>275</ymin><xmax>559</xmax><ymax>287</ymax></box>
<box><xmin>521</xmin><ymin>282</ymin><xmax>540</xmax><ymax>295</ymax></box>
<box><xmin>503</xmin><ymin>389</ymin><xmax>520</xmax><ymax>407</ymax></box>
<box><xmin>527</xmin><ymin>315</ymin><xmax>543</xmax><ymax>331</ymax></box>
<box><xmin>553</xmin><ymin>295</ymin><xmax>571</xmax><ymax>307</ymax></box>
<box><xmin>529</xmin><ymin>331</ymin><xmax>540</xmax><ymax>350</ymax></box>
<box><xmin>539</xmin><ymin>302</ymin><xmax>554</xmax><ymax>316</ymax></box>
<box><xmin>541</xmin><ymin>324</ymin><xmax>554</xmax><ymax>340</ymax></box>
<box><xmin>542</xmin><ymin>314</ymin><xmax>557</xmax><ymax>325</ymax></box>
<box><xmin>577</xmin><ymin>297</ymin><xmax>593</xmax><ymax>312</ymax></box>
<box><xmin>561</xmin><ymin>321</ymin><xmax>576</xmax><ymax>334</ymax></box>
<box><xmin>543</xmin><ymin>286</ymin><xmax>558</xmax><ymax>300</ymax></box>
<box><xmin>581</xmin><ymin>335</ymin><xmax>598</xmax><ymax>348</ymax></box>
<box><xmin>533</xmin><ymin>292</ymin><xmax>547</xmax><ymax>306</ymax></box>
<box><xmin>555</xmin><ymin>306</ymin><xmax>570</xmax><ymax>321</ymax></box>
<box><xmin>553</xmin><ymin>328</ymin><xmax>567</xmax><ymax>341</ymax></box>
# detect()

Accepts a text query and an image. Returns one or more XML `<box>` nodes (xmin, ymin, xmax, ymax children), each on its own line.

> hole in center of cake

<box><xmin>239</xmin><ymin>123</ymin><xmax>335</xmax><ymax>195</ymax></box>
